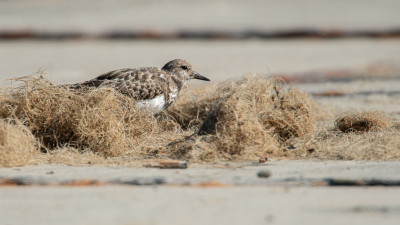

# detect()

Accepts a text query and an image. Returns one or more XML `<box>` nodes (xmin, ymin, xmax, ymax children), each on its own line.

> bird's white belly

<box><xmin>135</xmin><ymin>95</ymin><xmax>165</xmax><ymax>114</ymax></box>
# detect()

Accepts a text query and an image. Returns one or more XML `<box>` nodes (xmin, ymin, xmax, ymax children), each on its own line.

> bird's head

<box><xmin>162</xmin><ymin>59</ymin><xmax>210</xmax><ymax>82</ymax></box>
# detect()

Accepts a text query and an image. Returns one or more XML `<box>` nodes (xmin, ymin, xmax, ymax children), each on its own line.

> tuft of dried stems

<box><xmin>0</xmin><ymin>119</ymin><xmax>36</xmax><ymax>167</ymax></box>
<box><xmin>1</xmin><ymin>71</ymin><xmax>399</xmax><ymax>167</ymax></box>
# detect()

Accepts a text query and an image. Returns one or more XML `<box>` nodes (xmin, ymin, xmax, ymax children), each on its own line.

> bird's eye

<box><xmin>181</xmin><ymin>66</ymin><xmax>188</xmax><ymax>70</ymax></box>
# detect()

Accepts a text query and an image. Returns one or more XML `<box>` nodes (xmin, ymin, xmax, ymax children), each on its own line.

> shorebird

<box><xmin>71</xmin><ymin>59</ymin><xmax>210</xmax><ymax>113</ymax></box>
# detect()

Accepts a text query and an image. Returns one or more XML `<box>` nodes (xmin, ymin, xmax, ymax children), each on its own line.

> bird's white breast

<box><xmin>135</xmin><ymin>95</ymin><xmax>165</xmax><ymax>114</ymax></box>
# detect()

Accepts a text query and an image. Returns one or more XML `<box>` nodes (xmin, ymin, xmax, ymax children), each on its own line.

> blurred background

<box><xmin>1</xmin><ymin>0</ymin><xmax>400</xmax><ymax>88</ymax></box>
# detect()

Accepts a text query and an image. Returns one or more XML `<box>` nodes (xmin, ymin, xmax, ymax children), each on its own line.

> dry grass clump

<box><xmin>256</xmin><ymin>111</ymin><xmax>399</xmax><ymax>161</ymax></box>
<box><xmin>335</xmin><ymin>111</ymin><xmax>392</xmax><ymax>133</ymax></box>
<box><xmin>164</xmin><ymin>75</ymin><xmax>316</xmax><ymax>161</ymax></box>
<box><xmin>0</xmin><ymin>74</ymin><xmax>155</xmax><ymax>157</ymax></box>
<box><xmin>304</xmin><ymin>128</ymin><xmax>400</xmax><ymax>160</ymax></box>
<box><xmin>3</xmin><ymin>71</ymin><xmax>398</xmax><ymax>166</ymax></box>
<box><xmin>0</xmin><ymin>119</ymin><xmax>37</xmax><ymax>167</ymax></box>
<box><xmin>299</xmin><ymin>110</ymin><xmax>399</xmax><ymax>160</ymax></box>
<box><xmin>0</xmin><ymin>73</ymin><xmax>316</xmax><ymax>164</ymax></box>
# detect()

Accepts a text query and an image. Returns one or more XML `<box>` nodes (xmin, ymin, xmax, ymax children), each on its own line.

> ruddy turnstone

<box><xmin>72</xmin><ymin>59</ymin><xmax>210</xmax><ymax>113</ymax></box>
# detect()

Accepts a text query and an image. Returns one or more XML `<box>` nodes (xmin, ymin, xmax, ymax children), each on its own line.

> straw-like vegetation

<box><xmin>164</xmin><ymin>76</ymin><xmax>315</xmax><ymax>161</ymax></box>
<box><xmin>307</xmin><ymin>128</ymin><xmax>400</xmax><ymax>160</ymax></box>
<box><xmin>0</xmin><ymin>75</ymin><xmax>155</xmax><ymax>157</ymax></box>
<box><xmin>0</xmin><ymin>119</ymin><xmax>36</xmax><ymax>167</ymax></box>
<box><xmin>0</xmin><ymin>71</ymin><xmax>399</xmax><ymax>167</ymax></box>
<box><xmin>335</xmin><ymin>111</ymin><xmax>392</xmax><ymax>132</ymax></box>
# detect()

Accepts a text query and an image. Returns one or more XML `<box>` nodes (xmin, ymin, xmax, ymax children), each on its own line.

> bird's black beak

<box><xmin>192</xmin><ymin>71</ymin><xmax>210</xmax><ymax>81</ymax></box>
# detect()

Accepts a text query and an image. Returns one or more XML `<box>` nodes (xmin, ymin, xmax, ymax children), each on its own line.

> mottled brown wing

<box><xmin>78</xmin><ymin>67</ymin><xmax>166</xmax><ymax>100</ymax></box>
